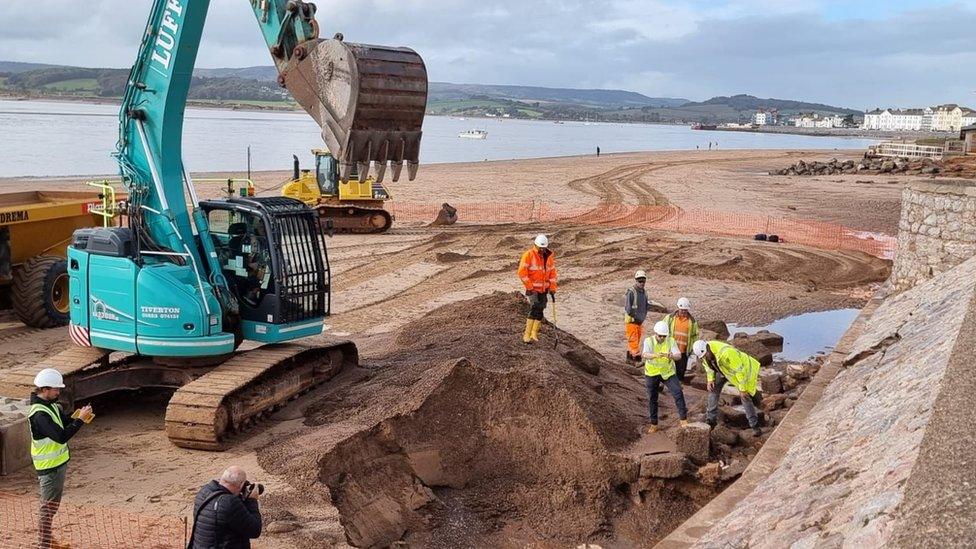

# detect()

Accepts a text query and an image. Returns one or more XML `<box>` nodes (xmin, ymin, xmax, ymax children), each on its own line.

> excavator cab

<box><xmin>201</xmin><ymin>197</ymin><xmax>330</xmax><ymax>343</ymax></box>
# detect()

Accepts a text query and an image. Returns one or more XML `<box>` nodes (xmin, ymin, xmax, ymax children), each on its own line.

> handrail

<box><xmin>85</xmin><ymin>180</ymin><xmax>122</xmax><ymax>227</ymax></box>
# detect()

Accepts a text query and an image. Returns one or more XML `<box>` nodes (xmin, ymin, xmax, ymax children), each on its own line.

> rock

<box><xmin>639</xmin><ymin>452</ymin><xmax>688</xmax><ymax>479</ymax></box>
<box><xmin>648</xmin><ymin>300</ymin><xmax>669</xmax><ymax>314</ymax></box>
<box><xmin>783</xmin><ymin>397</ymin><xmax>796</xmax><ymax>409</ymax></box>
<box><xmin>759</xmin><ymin>369</ymin><xmax>783</xmax><ymax>394</ymax></box>
<box><xmin>720</xmin><ymin>405</ymin><xmax>750</xmax><ymax>429</ymax></box>
<box><xmin>720</xmin><ymin>459</ymin><xmax>748</xmax><ymax>482</ymax></box>
<box><xmin>266</xmin><ymin>521</ymin><xmax>301</xmax><ymax>534</ymax></box>
<box><xmin>782</xmin><ymin>375</ymin><xmax>800</xmax><ymax>391</ymax></box>
<box><xmin>786</xmin><ymin>363</ymin><xmax>809</xmax><ymax>379</ymax></box>
<box><xmin>880</xmin><ymin>160</ymin><xmax>896</xmax><ymax>173</ymax></box>
<box><xmin>729</xmin><ymin>336</ymin><xmax>773</xmax><ymax>367</ymax></box>
<box><xmin>697</xmin><ymin>462</ymin><xmax>722</xmax><ymax>485</ymax></box>
<box><xmin>753</xmin><ymin>330</ymin><xmax>784</xmax><ymax>349</ymax></box>
<box><xmin>921</xmin><ymin>166</ymin><xmax>939</xmax><ymax>175</ymax></box>
<box><xmin>710</xmin><ymin>423</ymin><xmax>738</xmax><ymax>446</ymax></box>
<box><xmin>671</xmin><ymin>422</ymin><xmax>711</xmax><ymax>463</ymax></box>
<box><xmin>761</xmin><ymin>394</ymin><xmax>789</xmax><ymax>411</ymax></box>
<box><xmin>700</xmin><ymin>320</ymin><xmax>729</xmax><ymax>340</ymax></box>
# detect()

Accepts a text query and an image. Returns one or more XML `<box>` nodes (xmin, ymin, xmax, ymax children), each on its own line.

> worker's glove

<box><xmin>624</xmin><ymin>315</ymin><xmax>635</xmax><ymax>324</ymax></box>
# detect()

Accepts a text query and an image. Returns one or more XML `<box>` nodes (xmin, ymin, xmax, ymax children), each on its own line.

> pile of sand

<box><xmin>259</xmin><ymin>292</ymin><xmax>711</xmax><ymax>547</ymax></box>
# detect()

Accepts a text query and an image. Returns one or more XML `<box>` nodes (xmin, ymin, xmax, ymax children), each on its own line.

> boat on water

<box><xmin>458</xmin><ymin>129</ymin><xmax>488</xmax><ymax>139</ymax></box>
<box><xmin>692</xmin><ymin>123</ymin><xmax>717</xmax><ymax>130</ymax></box>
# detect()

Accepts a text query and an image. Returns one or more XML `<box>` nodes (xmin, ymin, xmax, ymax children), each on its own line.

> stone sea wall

<box><xmin>891</xmin><ymin>178</ymin><xmax>976</xmax><ymax>291</ymax></box>
<box><xmin>690</xmin><ymin>255</ymin><xmax>976</xmax><ymax>547</ymax></box>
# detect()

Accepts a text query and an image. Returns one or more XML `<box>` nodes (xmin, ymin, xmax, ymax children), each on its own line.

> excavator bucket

<box><xmin>281</xmin><ymin>38</ymin><xmax>428</xmax><ymax>184</ymax></box>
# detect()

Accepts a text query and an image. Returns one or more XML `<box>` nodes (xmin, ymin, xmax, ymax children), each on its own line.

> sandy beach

<box><xmin>0</xmin><ymin>148</ymin><xmax>904</xmax><ymax>546</ymax></box>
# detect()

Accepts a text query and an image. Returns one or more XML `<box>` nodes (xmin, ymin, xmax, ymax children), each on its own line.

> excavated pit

<box><xmin>260</xmin><ymin>292</ymin><xmax>722</xmax><ymax>547</ymax></box>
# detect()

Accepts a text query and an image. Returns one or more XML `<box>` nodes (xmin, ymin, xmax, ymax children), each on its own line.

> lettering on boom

<box><xmin>150</xmin><ymin>0</ymin><xmax>185</xmax><ymax>72</ymax></box>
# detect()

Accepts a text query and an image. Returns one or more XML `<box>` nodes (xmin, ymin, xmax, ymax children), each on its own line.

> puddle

<box><xmin>728</xmin><ymin>308</ymin><xmax>860</xmax><ymax>361</ymax></box>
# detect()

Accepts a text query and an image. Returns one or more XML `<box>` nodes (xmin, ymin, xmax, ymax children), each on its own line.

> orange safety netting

<box><xmin>0</xmin><ymin>491</ymin><xmax>185</xmax><ymax>549</ymax></box>
<box><xmin>387</xmin><ymin>202</ymin><xmax>897</xmax><ymax>259</ymax></box>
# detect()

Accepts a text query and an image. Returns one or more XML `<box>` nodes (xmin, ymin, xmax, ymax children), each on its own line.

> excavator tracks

<box><xmin>164</xmin><ymin>342</ymin><xmax>358</xmax><ymax>450</ymax></box>
<box><xmin>0</xmin><ymin>346</ymin><xmax>110</xmax><ymax>401</ymax></box>
<box><xmin>316</xmin><ymin>204</ymin><xmax>392</xmax><ymax>234</ymax></box>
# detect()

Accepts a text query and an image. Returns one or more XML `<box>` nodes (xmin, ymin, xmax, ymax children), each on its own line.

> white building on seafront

<box><xmin>863</xmin><ymin>108</ymin><xmax>925</xmax><ymax>131</ymax></box>
<box><xmin>752</xmin><ymin>108</ymin><xmax>778</xmax><ymax>126</ymax></box>
<box><xmin>863</xmin><ymin>104</ymin><xmax>976</xmax><ymax>132</ymax></box>
<box><xmin>794</xmin><ymin>113</ymin><xmax>844</xmax><ymax>128</ymax></box>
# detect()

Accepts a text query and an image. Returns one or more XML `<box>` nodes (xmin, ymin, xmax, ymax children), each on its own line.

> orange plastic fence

<box><xmin>0</xmin><ymin>491</ymin><xmax>185</xmax><ymax>549</ymax></box>
<box><xmin>387</xmin><ymin>202</ymin><xmax>897</xmax><ymax>259</ymax></box>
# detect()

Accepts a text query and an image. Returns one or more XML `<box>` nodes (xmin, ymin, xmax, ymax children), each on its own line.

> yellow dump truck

<box><xmin>0</xmin><ymin>190</ymin><xmax>112</xmax><ymax>328</ymax></box>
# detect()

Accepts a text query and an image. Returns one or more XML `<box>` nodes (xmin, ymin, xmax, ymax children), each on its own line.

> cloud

<box><xmin>0</xmin><ymin>0</ymin><xmax>973</xmax><ymax>107</ymax></box>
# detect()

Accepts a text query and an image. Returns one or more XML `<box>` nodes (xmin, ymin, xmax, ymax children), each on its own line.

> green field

<box><xmin>41</xmin><ymin>78</ymin><xmax>99</xmax><ymax>92</ymax></box>
<box><xmin>189</xmin><ymin>98</ymin><xmax>298</xmax><ymax>109</ymax></box>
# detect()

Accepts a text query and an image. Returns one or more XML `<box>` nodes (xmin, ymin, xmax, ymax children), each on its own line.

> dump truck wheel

<box><xmin>13</xmin><ymin>256</ymin><xmax>70</xmax><ymax>328</ymax></box>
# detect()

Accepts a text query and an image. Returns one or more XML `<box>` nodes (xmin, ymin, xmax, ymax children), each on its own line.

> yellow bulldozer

<box><xmin>282</xmin><ymin>149</ymin><xmax>394</xmax><ymax>233</ymax></box>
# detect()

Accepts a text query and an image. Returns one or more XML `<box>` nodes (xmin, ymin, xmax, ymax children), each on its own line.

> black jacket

<box><xmin>28</xmin><ymin>393</ymin><xmax>84</xmax><ymax>475</ymax></box>
<box><xmin>191</xmin><ymin>480</ymin><xmax>262</xmax><ymax>549</ymax></box>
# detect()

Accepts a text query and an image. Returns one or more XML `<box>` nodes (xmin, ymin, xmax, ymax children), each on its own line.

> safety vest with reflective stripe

<box><xmin>703</xmin><ymin>341</ymin><xmax>760</xmax><ymax>396</ymax></box>
<box><xmin>644</xmin><ymin>336</ymin><xmax>677</xmax><ymax>379</ymax></box>
<box><xmin>664</xmin><ymin>313</ymin><xmax>699</xmax><ymax>353</ymax></box>
<box><xmin>27</xmin><ymin>403</ymin><xmax>70</xmax><ymax>471</ymax></box>
<box><xmin>517</xmin><ymin>247</ymin><xmax>558</xmax><ymax>293</ymax></box>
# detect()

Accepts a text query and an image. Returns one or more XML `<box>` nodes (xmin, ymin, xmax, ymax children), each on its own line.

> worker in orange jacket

<box><xmin>518</xmin><ymin>234</ymin><xmax>557</xmax><ymax>343</ymax></box>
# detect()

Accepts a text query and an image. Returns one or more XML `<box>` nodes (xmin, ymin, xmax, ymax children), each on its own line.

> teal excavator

<box><xmin>0</xmin><ymin>0</ymin><xmax>427</xmax><ymax>449</ymax></box>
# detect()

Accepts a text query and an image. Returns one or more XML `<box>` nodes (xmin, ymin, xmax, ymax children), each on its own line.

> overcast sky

<box><xmin>2</xmin><ymin>0</ymin><xmax>974</xmax><ymax>109</ymax></box>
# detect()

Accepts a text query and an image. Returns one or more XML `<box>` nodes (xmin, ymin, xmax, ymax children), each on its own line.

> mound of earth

<box><xmin>259</xmin><ymin>292</ymin><xmax>714</xmax><ymax>547</ymax></box>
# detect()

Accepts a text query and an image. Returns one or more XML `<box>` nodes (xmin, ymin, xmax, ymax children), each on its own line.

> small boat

<box><xmin>458</xmin><ymin>129</ymin><xmax>487</xmax><ymax>139</ymax></box>
<box><xmin>692</xmin><ymin>123</ymin><xmax>717</xmax><ymax>130</ymax></box>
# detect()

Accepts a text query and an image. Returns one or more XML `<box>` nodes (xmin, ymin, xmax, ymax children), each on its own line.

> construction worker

<box><xmin>28</xmin><ymin>368</ymin><xmax>94</xmax><ymax>549</ymax></box>
<box><xmin>518</xmin><ymin>234</ymin><xmax>557</xmax><ymax>344</ymax></box>
<box><xmin>624</xmin><ymin>270</ymin><xmax>651</xmax><ymax>363</ymax></box>
<box><xmin>693</xmin><ymin>340</ymin><xmax>763</xmax><ymax>437</ymax></box>
<box><xmin>662</xmin><ymin>297</ymin><xmax>700</xmax><ymax>381</ymax></box>
<box><xmin>641</xmin><ymin>321</ymin><xmax>688</xmax><ymax>433</ymax></box>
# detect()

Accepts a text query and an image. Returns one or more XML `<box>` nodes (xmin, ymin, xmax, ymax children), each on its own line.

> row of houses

<box><xmin>862</xmin><ymin>104</ymin><xmax>976</xmax><ymax>132</ymax></box>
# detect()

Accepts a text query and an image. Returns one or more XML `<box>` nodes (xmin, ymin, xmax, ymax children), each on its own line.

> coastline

<box><xmin>706</xmin><ymin>124</ymin><xmax>957</xmax><ymax>141</ymax></box>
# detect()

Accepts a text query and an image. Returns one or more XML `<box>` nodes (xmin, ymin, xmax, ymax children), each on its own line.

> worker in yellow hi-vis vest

<box><xmin>28</xmin><ymin>368</ymin><xmax>94</xmax><ymax>549</ymax></box>
<box><xmin>693</xmin><ymin>340</ymin><xmax>763</xmax><ymax>437</ymax></box>
<box><xmin>641</xmin><ymin>321</ymin><xmax>689</xmax><ymax>434</ymax></box>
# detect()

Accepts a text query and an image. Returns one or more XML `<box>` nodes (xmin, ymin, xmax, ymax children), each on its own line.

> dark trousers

<box><xmin>527</xmin><ymin>291</ymin><xmax>548</xmax><ymax>320</ymax></box>
<box><xmin>706</xmin><ymin>373</ymin><xmax>760</xmax><ymax>428</ymax></box>
<box><xmin>645</xmin><ymin>375</ymin><xmax>688</xmax><ymax>424</ymax></box>
<box><xmin>675</xmin><ymin>353</ymin><xmax>689</xmax><ymax>381</ymax></box>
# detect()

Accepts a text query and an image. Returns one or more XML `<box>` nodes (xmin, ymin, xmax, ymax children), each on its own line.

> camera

<box><xmin>240</xmin><ymin>480</ymin><xmax>264</xmax><ymax>499</ymax></box>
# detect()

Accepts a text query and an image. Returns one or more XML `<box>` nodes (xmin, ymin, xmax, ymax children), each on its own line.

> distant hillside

<box><xmin>194</xmin><ymin>66</ymin><xmax>278</xmax><ymax>81</ymax></box>
<box><xmin>0</xmin><ymin>60</ymin><xmax>859</xmax><ymax>124</ymax></box>
<box><xmin>681</xmin><ymin>94</ymin><xmax>860</xmax><ymax>115</ymax></box>
<box><xmin>0</xmin><ymin>61</ymin><xmax>63</xmax><ymax>74</ymax></box>
<box><xmin>428</xmin><ymin>82</ymin><xmax>686</xmax><ymax>108</ymax></box>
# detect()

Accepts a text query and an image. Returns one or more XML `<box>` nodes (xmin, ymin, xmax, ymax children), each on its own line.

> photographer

<box><xmin>189</xmin><ymin>466</ymin><xmax>263</xmax><ymax>549</ymax></box>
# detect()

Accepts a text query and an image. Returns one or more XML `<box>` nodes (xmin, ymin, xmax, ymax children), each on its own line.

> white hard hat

<box><xmin>34</xmin><ymin>368</ymin><xmax>65</xmax><ymax>389</ymax></box>
<box><xmin>634</xmin><ymin>270</ymin><xmax>647</xmax><ymax>279</ymax></box>
<box><xmin>677</xmin><ymin>297</ymin><xmax>691</xmax><ymax>310</ymax></box>
<box><xmin>534</xmin><ymin>234</ymin><xmax>549</xmax><ymax>248</ymax></box>
<box><xmin>692</xmin><ymin>340</ymin><xmax>708</xmax><ymax>358</ymax></box>
<box><xmin>653</xmin><ymin>320</ymin><xmax>669</xmax><ymax>336</ymax></box>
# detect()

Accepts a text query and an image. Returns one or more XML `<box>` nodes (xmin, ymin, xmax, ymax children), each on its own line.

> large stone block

<box><xmin>730</xmin><ymin>336</ymin><xmax>773</xmax><ymax>367</ymax></box>
<box><xmin>671</xmin><ymin>422</ymin><xmax>711</xmax><ymax>462</ymax></box>
<box><xmin>760</xmin><ymin>369</ymin><xmax>783</xmax><ymax>394</ymax></box>
<box><xmin>0</xmin><ymin>397</ymin><xmax>31</xmax><ymax>476</ymax></box>
<box><xmin>639</xmin><ymin>452</ymin><xmax>688</xmax><ymax>479</ymax></box>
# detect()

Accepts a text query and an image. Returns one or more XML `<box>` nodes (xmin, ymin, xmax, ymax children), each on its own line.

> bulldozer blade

<box><xmin>281</xmin><ymin>38</ymin><xmax>428</xmax><ymax>181</ymax></box>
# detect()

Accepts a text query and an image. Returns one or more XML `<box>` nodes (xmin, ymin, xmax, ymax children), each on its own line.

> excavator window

<box><xmin>207</xmin><ymin>210</ymin><xmax>273</xmax><ymax>307</ymax></box>
<box><xmin>316</xmin><ymin>154</ymin><xmax>339</xmax><ymax>196</ymax></box>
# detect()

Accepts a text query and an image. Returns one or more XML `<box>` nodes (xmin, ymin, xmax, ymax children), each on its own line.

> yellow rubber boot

<box><xmin>523</xmin><ymin>319</ymin><xmax>535</xmax><ymax>344</ymax></box>
<box><xmin>529</xmin><ymin>319</ymin><xmax>542</xmax><ymax>342</ymax></box>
